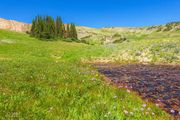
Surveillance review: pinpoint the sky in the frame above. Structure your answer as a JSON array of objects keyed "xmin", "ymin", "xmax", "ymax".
[{"xmin": 0, "ymin": 0, "xmax": 180, "ymax": 28}]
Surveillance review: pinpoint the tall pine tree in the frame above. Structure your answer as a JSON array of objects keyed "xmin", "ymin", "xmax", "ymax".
[
  {"xmin": 44, "ymin": 16, "xmax": 56, "ymax": 39},
  {"xmin": 70, "ymin": 23, "xmax": 77, "ymax": 40},
  {"xmin": 56, "ymin": 16, "xmax": 63, "ymax": 38},
  {"xmin": 66, "ymin": 24, "xmax": 70, "ymax": 38},
  {"xmin": 30, "ymin": 19, "xmax": 36, "ymax": 36},
  {"xmin": 30, "ymin": 15, "xmax": 78, "ymax": 40}
]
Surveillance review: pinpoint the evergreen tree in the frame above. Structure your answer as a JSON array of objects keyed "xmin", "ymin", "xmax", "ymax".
[
  {"xmin": 30, "ymin": 19, "xmax": 36, "ymax": 36},
  {"xmin": 62, "ymin": 24, "xmax": 66, "ymax": 38},
  {"xmin": 56, "ymin": 16, "xmax": 63, "ymax": 38},
  {"xmin": 66, "ymin": 24, "xmax": 70, "ymax": 38},
  {"xmin": 70, "ymin": 23, "xmax": 77, "ymax": 39},
  {"xmin": 30, "ymin": 16, "xmax": 45, "ymax": 38},
  {"xmin": 44, "ymin": 16, "xmax": 56, "ymax": 39},
  {"xmin": 30, "ymin": 15, "xmax": 77, "ymax": 40},
  {"xmin": 32, "ymin": 16, "xmax": 40, "ymax": 38},
  {"xmin": 73, "ymin": 24, "xmax": 78, "ymax": 39},
  {"xmin": 38, "ymin": 16, "xmax": 45, "ymax": 38}
]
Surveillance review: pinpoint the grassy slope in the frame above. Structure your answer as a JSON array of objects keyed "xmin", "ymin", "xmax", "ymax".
[
  {"xmin": 86, "ymin": 31, "xmax": 180, "ymax": 64},
  {"xmin": 0, "ymin": 30, "xmax": 173, "ymax": 119}
]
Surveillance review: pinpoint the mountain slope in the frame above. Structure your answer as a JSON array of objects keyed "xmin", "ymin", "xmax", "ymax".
[
  {"xmin": 0, "ymin": 18, "xmax": 180, "ymax": 44},
  {"xmin": 0, "ymin": 18, "xmax": 30, "ymax": 32}
]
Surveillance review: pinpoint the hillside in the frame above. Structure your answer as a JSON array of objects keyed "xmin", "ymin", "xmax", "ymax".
[
  {"xmin": 77, "ymin": 22, "xmax": 180, "ymax": 44},
  {"xmin": 0, "ymin": 19, "xmax": 179, "ymax": 119},
  {"xmin": 0, "ymin": 30, "xmax": 174, "ymax": 119},
  {"xmin": 0, "ymin": 18, "xmax": 30, "ymax": 32},
  {"xmin": 1, "ymin": 18, "xmax": 180, "ymax": 44}
]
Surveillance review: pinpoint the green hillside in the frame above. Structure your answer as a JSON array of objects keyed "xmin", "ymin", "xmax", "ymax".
[
  {"xmin": 77, "ymin": 22, "xmax": 180, "ymax": 46},
  {"xmin": 0, "ymin": 29, "xmax": 177, "ymax": 119}
]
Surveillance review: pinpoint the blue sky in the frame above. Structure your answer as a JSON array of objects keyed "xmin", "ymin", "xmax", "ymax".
[{"xmin": 0, "ymin": 0, "xmax": 180, "ymax": 28}]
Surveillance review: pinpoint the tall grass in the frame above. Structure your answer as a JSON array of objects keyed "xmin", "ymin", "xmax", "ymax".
[{"xmin": 0, "ymin": 30, "xmax": 173, "ymax": 119}]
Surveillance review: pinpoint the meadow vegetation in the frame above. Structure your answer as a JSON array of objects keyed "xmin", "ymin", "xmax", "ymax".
[{"xmin": 0, "ymin": 29, "xmax": 178, "ymax": 119}]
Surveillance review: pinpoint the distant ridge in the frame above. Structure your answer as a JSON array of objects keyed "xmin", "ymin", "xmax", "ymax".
[
  {"xmin": 0, "ymin": 18, "xmax": 31, "ymax": 32},
  {"xmin": 0, "ymin": 18, "xmax": 180, "ymax": 44}
]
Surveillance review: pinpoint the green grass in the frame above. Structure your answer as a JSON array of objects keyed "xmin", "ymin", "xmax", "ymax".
[
  {"xmin": 89, "ymin": 31, "xmax": 180, "ymax": 64},
  {"xmin": 0, "ymin": 30, "xmax": 173, "ymax": 119}
]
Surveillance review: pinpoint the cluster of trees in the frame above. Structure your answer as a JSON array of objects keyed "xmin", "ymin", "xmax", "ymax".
[{"xmin": 30, "ymin": 16, "xmax": 78, "ymax": 40}]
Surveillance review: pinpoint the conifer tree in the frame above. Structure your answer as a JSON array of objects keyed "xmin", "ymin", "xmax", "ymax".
[
  {"xmin": 56, "ymin": 16, "xmax": 63, "ymax": 38},
  {"xmin": 44, "ymin": 16, "xmax": 56, "ymax": 39},
  {"xmin": 38, "ymin": 16, "xmax": 45, "ymax": 38},
  {"xmin": 73, "ymin": 24, "xmax": 78, "ymax": 39},
  {"xmin": 70, "ymin": 23, "xmax": 77, "ymax": 39},
  {"xmin": 66, "ymin": 24, "xmax": 70, "ymax": 38},
  {"xmin": 62, "ymin": 24, "xmax": 66, "ymax": 38},
  {"xmin": 30, "ymin": 15, "xmax": 78, "ymax": 40},
  {"xmin": 33, "ymin": 16, "xmax": 40, "ymax": 38},
  {"xmin": 30, "ymin": 19, "xmax": 36, "ymax": 36}
]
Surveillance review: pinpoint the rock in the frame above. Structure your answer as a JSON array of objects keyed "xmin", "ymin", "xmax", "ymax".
[{"xmin": 0, "ymin": 18, "xmax": 31, "ymax": 32}]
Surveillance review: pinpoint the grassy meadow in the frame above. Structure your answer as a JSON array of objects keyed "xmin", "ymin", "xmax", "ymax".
[{"xmin": 0, "ymin": 29, "xmax": 178, "ymax": 119}]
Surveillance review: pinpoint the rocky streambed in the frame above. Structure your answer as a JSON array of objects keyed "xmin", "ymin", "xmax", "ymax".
[{"xmin": 95, "ymin": 64, "xmax": 180, "ymax": 117}]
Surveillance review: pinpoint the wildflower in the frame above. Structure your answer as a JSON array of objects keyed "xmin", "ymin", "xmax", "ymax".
[
  {"xmin": 113, "ymin": 95, "xmax": 118, "ymax": 99},
  {"xmin": 107, "ymin": 112, "xmax": 111, "ymax": 115},
  {"xmin": 145, "ymin": 112, "xmax": 149, "ymax": 115},
  {"xmin": 127, "ymin": 89, "xmax": 130, "ymax": 93},
  {"xmin": 147, "ymin": 108, "xmax": 151, "ymax": 111},
  {"xmin": 155, "ymin": 104, "xmax": 159, "ymax": 107},
  {"xmin": 124, "ymin": 110, "xmax": 128, "ymax": 114},
  {"xmin": 170, "ymin": 109, "xmax": 175, "ymax": 114},
  {"xmin": 140, "ymin": 108, "xmax": 144, "ymax": 111},
  {"xmin": 142, "ymin": 104, "xmax": 147, "ymax": 108},
  {"xmin": 113, "ymin": 106, "xmax": 117, "ymax": 110},
  {"xmin": 130, "ymin": 112, "xmax": 134, "ymax": 116},
  {"xmin": 152, "ymin": 112, "xmax": 155, "ymax": 115},
  {"xmin": 48, "ymin": 107, "xmax": 53, "ymax": 112}
]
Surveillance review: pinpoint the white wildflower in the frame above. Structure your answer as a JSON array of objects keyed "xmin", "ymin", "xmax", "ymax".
[
  {"xmin": 140, "ymin": 108, "xmax": 144, "ymax": 111},
  {"xmin": 170, "ymin": 109, "xmax": 175, "ymax": 113},
  {"xmin": 130, "ymin": 112, "xmax": 134, "ymax": 116},
  {"xmin": 147, "ymin": 107, "xmax": 151, "ymax": 111},
  {"xmin": 113, "ymin": 95, "xmax": 118, "ymax": 99},
  {"xmin": 142, "ymin": 104, "xmax": 147, "ymax": 108},
  {"xmin": 127, "ymin": 89, "xmax": 130, "ymax": 93},
  {"xmin": 124, "ymin": 110, "xmax": 128, "ymax": 114},
  {"xmin": 155, "ymin": 104, "xmax": 159, "ymax": 107}
]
